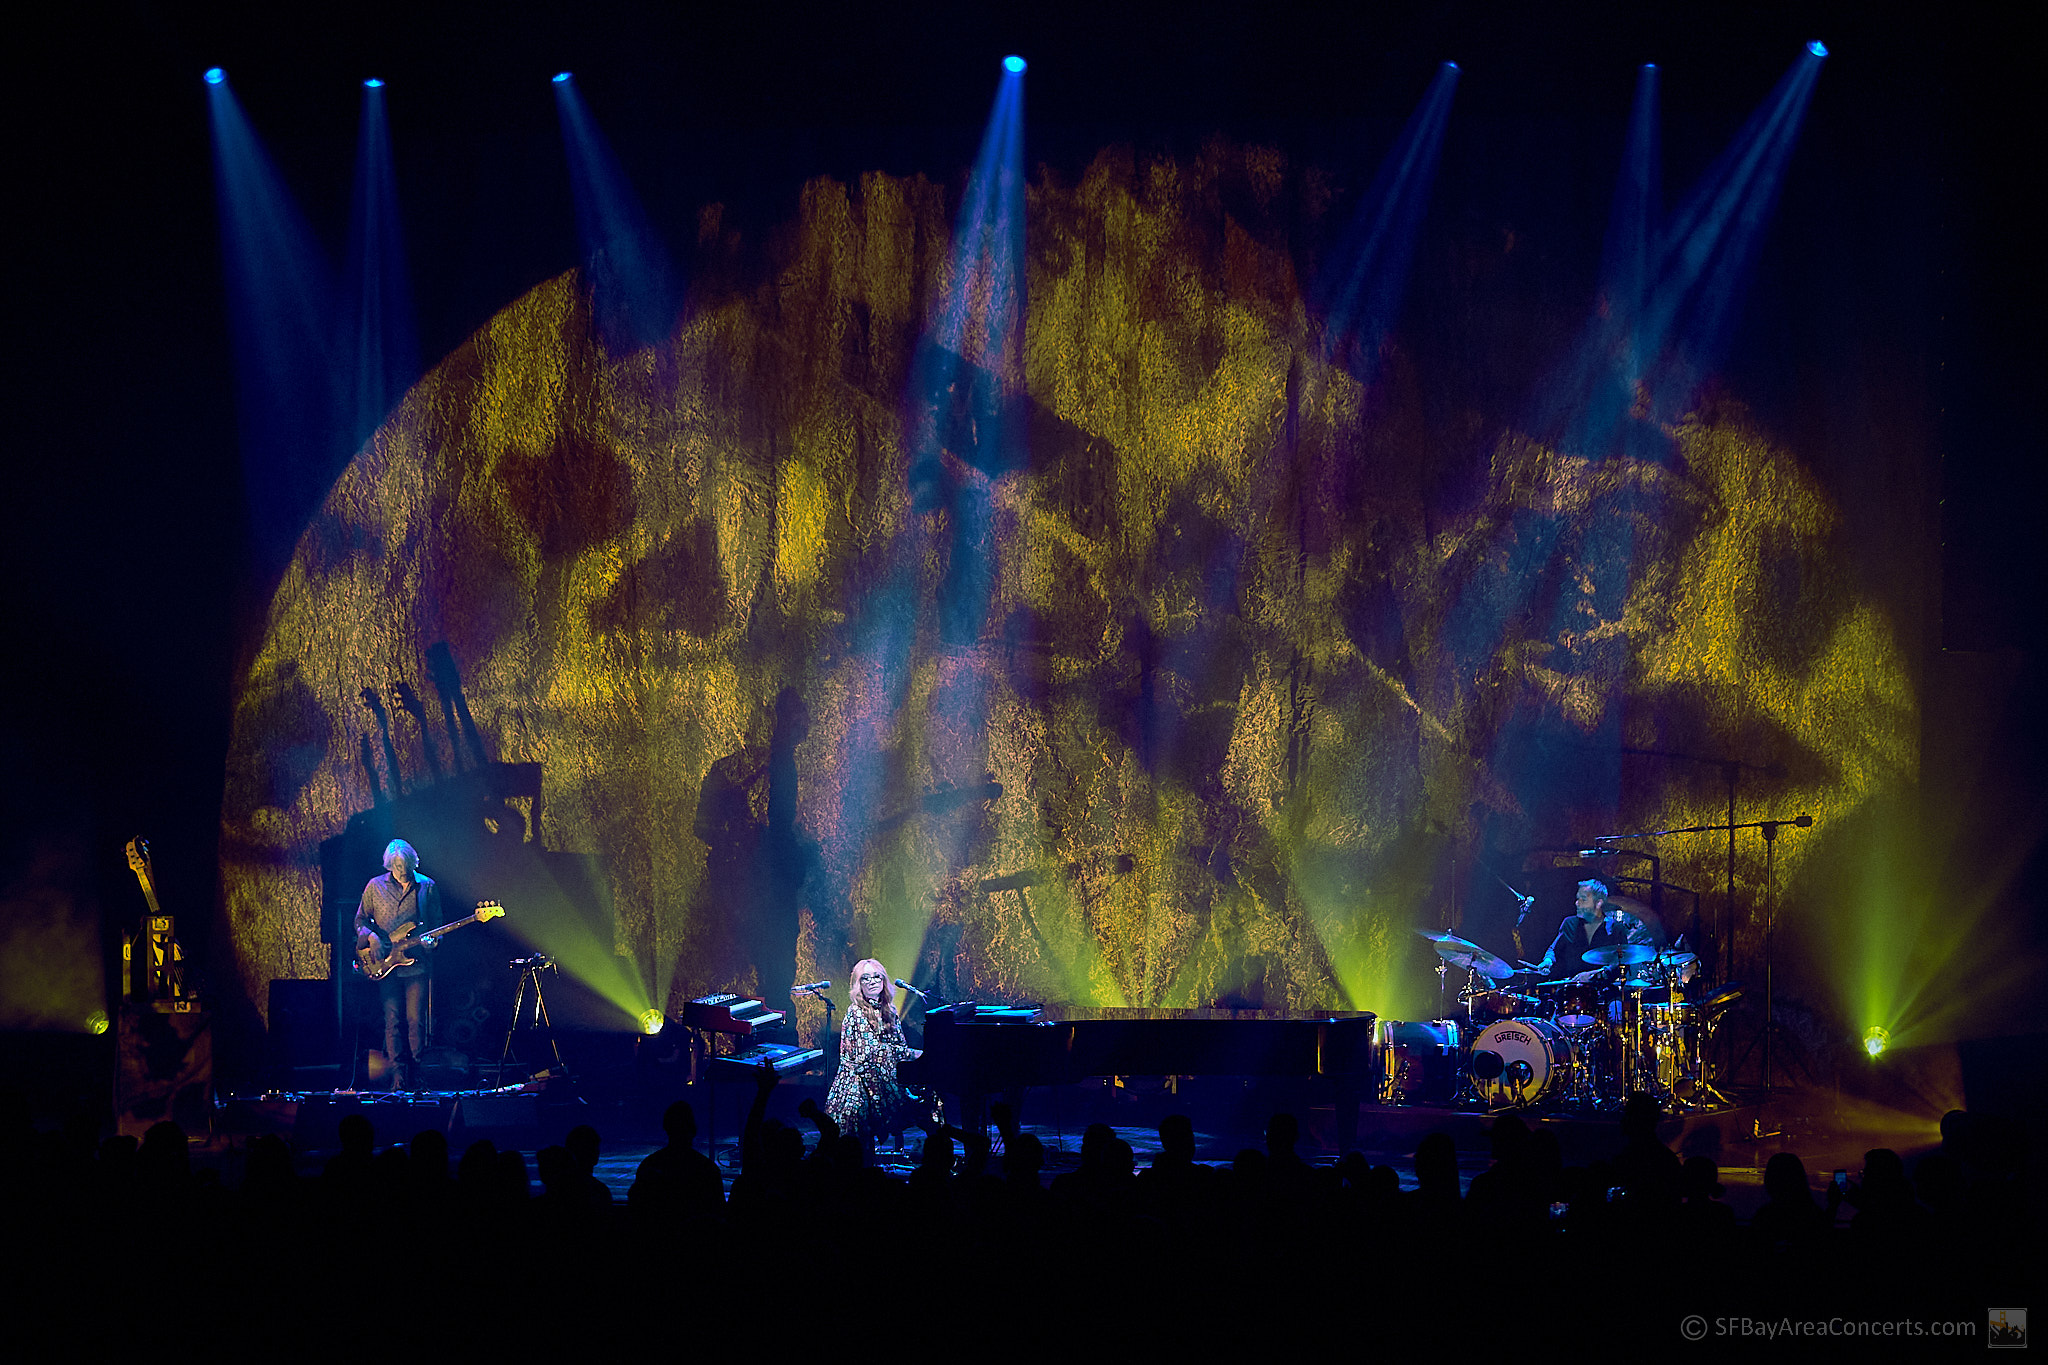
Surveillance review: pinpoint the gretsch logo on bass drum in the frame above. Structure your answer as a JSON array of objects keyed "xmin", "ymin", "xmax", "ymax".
[{"xmin": 1497, "ymin": 1029, "xmax": 1532, "ymax": 1045}]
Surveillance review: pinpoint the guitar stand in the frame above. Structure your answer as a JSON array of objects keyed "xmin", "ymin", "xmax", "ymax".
[{"xmin": 499, "ymin": 954, "xmax": 565, "ymax": 1080}]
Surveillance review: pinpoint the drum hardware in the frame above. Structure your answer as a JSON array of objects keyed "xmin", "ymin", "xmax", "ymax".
[{"xmin": 1592, "ymin": 812, "xmax": 1815, "ymax": 1099}]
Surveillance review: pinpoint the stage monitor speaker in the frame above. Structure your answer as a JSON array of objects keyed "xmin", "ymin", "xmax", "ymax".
[{"xmin": 268, "ymin": 978, "xmax": 340, "ymax": 1076}]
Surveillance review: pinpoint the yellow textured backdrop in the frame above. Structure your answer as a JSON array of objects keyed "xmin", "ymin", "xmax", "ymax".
[{"xmin": 220, "ymin": 144, "xmax": 1914, "ymax": 1040}]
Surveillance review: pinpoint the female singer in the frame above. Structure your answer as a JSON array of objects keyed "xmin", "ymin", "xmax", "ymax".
[{"xmin": 824, "ymin": 958, "xmax": 922, "ymax": 1144}]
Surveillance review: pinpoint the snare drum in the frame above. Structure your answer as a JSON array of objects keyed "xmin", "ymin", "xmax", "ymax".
[
  {"xmin": 1377, "ymin": 1019, "xmax": 1463, "ymax": 1105},
  {"xmin": 1468, "ymin": 1018, "xmax": 1571, "ymax": 1108}
]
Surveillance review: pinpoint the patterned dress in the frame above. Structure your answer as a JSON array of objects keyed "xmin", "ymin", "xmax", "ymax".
[{"xmin": 824, "ymin": 1006, "xmax": 915, "ymax": 1140}]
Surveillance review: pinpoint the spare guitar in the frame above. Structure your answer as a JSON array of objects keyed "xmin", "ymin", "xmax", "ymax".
[
  {"xmin": 356, "ymin": 901, "xmax": 506, "ymax": 981},
  {"xmin": 125, "ymin": 836, "xmax": 188, "ymax": 1000}
]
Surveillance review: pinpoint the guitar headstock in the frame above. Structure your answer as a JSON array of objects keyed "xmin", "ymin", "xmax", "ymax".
[
  {"xmin": 475, "ymin": 900, "xmax": 506, "ymax": 921},
  {"xmin": 125, "ymin": 837, "xmax": 164, "ymax": 916}
]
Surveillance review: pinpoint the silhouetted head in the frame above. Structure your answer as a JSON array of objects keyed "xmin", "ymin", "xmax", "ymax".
[
  {"xmin": 496, "ymin": 1147, "xmax": 530, "ymax": 1200},
  {"xmin": 920, "ymin": 1132, "xmax": 955, "ymax": 1172},
  {"xmin": 1862, "ymin": 1148, "xmax": 1909, "ymax": 1200},
  {"xmin": 1158, "ymin": 1114, "xmax": 1195, "ymax": 1162},
  {"xmin": 138, "ymin": 1121, "xmax": 190, "ymax": 1187},
  {"xmin": 1079, "ymin": 1122, "xmax": 1116, "ymax": 1171},
  {"xmin": 337, "ymin": 1113, "xmax": 375, "ymax": 1155},
  {"xmin": 1266, "ymin": 1112, "xmax": 1300, "ymax": 1157},
  {"xmin": 663, "ymin": 1099, "xmax": 699, "ymax": 1146},
  {"xmin": 1620, "ymin": 1092, "xmax": 1663, "ymax": 1138},
  {"xmin": 1414, "ymin": 1131, "xmax": 1459, "ymax": 1195},
  {"xmin": 1762, "ymin": 1151, "xmax": 1813, "ymax": 1205},
  {"xmin": 1004, "ymin": 1132, "xmax": 1044, "ymax": 1182},
  {"xmin": 409, "ymin": 1129, "xmax": 449, "ymax": 1179},
  {"xmin": 1488, "ymin": 1113, "xmax": 1531, "ymax": 1161},
  {"xmin": 566, "ymin": 1123, "xmax": 601, "ymax": 1172},
  {"xmin": 1679, "ymin": 1156, "xmax": 1723, "ymax": 1200}
]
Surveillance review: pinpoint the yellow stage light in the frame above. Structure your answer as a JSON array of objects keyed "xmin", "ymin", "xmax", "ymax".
[
  {"xmin": 639, "ymin": 1008, "xmax": 665, "ymax": 1036},
  {"xmin": 1863, "ymin": 1025, "xmax": 1890, "ymax": 1059}
]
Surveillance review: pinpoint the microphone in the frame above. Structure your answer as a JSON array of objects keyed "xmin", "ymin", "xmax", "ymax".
[
  {"xmin": 893, "ymin": 978, "xmax": 929, "ymax": 1000},
  {"xmin": 791, "ymin": 980, "xmax": 832, "ymax": 994},
  {"xmin": 1578, "ymin": 847, "xmax": 1619, "ymax": 858},
  {"xmin": 1794, "ymin": 815, "xmax": 1813, "ymax": 828}
]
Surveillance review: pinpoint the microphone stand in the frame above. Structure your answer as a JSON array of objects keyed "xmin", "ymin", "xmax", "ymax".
[{"xmin": 792, "ymin": 981, "xmax": 835, "ymax": 1062}]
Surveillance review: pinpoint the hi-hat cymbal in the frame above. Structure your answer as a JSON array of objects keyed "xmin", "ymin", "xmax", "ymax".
[
  {"xmin": 1582, "ymin": 942, "xmax": 1658, "ymax": 966},
  {"xmin": 1415, "ymin": 928, "xmax": 1515, "ymax": 980},
  {"xmin": 1658, "ymin": 949, "xmax": 1698, "ymax": 967}
]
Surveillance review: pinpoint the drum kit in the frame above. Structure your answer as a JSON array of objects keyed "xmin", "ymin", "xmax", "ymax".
[{"xmin": 1377, "ymin": 926, "xmax": 1744, "ymax": 1112}]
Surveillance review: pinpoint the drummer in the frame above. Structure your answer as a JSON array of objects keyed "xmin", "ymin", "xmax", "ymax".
[{"xmin": 1531, "ymin": 877, "xmax": 1667, "ymax": 979}]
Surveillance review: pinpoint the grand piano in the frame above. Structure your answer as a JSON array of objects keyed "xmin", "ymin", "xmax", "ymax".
[{"xmin": 917, "ymin": 1003, "xmax": 1378, "ymax": 1149}]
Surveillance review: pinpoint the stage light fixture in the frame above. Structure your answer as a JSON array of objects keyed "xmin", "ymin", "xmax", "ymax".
[
  {"xmin": 553, "ymin": 71, "xmax": 573, "ymax": 84},
  {"xmin": 1863, "ymin": 1025, "xmax": 1889, "ymax": 1059},
  {"xmin": 1807, "ymin": 41, "xmax": 1828, "ymax": 57},
  {"xmin": 1444, "ymin": 61, "xmax": 1460, "ymax": 71},
  {"xmin": 1003, "ymin": 54, "xmax": 1026, "ymax": 74},
  {"xmin": 204, "ymin": 68, "xmax": 225, "ymax": 85},
  {"xmin": 638, "ymin": 1008, "xmax": 665, "ymax": 1036},
  {"xmin": 85, "ymin": 1010, "xmax": 109, "ymax": 1035},
  {"xmin": 364, "ymin": 78, "xmax": 384, "ymax": 89}
]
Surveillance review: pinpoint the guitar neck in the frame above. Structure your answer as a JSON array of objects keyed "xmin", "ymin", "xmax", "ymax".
[{"xmin": 411, "ymin": 906, "xmax": 501, "ymax": 940}]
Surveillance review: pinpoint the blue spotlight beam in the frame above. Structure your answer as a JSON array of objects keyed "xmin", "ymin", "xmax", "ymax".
[
  {"xmin": 208, "ymin": 75, "xmax": 346, "ymax": 569},
  {"xmin": 1313, "ymin": 63, "xmax": 1459, "ymax": 385},
  {"xmin": 346, "ymin": 80, "xmax": 419, "ymax": 447},
  {"xmin": 553, "ymin": 78, "xmax": 679, "ymax": 353},
  {"xmin": 823, "ymin": 60, "xmax": 1027, "ymax": 983},
  {"xmin": 1539, "ymin": 46, "xmax": 1827, "ymax": 457}
]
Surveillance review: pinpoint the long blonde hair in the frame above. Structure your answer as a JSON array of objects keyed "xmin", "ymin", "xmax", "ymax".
[{"xmin": 849, "ymin": 958, "xmax": 900, "ymax": 1033}]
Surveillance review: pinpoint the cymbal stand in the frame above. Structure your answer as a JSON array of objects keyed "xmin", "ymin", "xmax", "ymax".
[
  {"xmin": 499, "ymin": 952, "xmax": 564, "ymax": 1079},
  {"xmin": 1694, "ymin": 1006, "xmax": 1738, "ymax": 1108}
]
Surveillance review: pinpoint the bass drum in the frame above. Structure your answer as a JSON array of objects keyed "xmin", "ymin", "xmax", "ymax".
[
  {"xmin": 1376, "ymin": 1019, "xmax": 1462, "ymax": 1105},
  {"xmin": 1469, "ymin": 1018, "xmax": 1572, "ymax": 1108}
]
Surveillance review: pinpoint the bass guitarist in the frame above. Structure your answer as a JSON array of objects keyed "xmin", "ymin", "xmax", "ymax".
[{"xmin": 356, "ymin": 838, "xmax": 439, "ymax": 1090}]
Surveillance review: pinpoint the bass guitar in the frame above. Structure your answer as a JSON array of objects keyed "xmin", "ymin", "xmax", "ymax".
[{"xmin": 356, "ymin": 901, "xmax": 506, "ymax": 981}]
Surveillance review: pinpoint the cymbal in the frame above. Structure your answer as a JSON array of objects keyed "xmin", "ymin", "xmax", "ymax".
[
  {"xmin": 1658, "ymin": 949, "xmax": 1698, "ymax": 967},
  {"xmin": 1415, "ymin": 929, "xmax": 1514, "ymax": 980},
  {"xmin": 1703, "ymin": 981, "xmax": 1746, "ymax": 1012},
  {"xmin": 1582, "ymin": 942, "xmax": 1658, "ymax": 966},
  {"xmin": 1604, "ymin": 893, "xmax": 1656, "ymax": 918}
]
